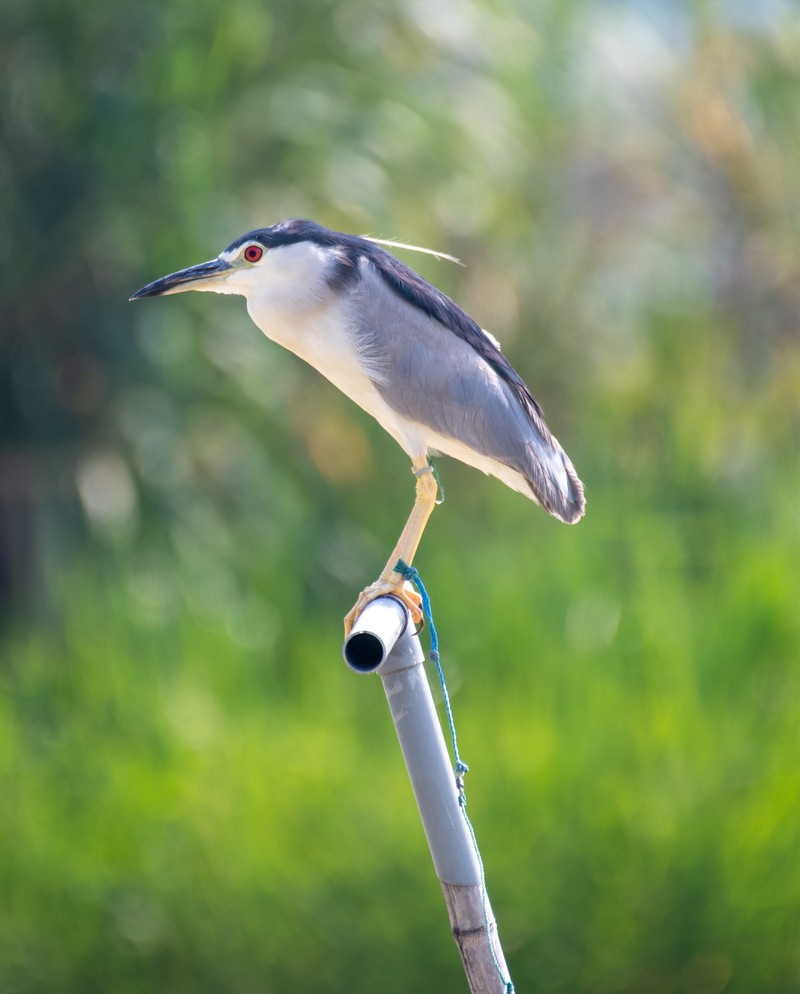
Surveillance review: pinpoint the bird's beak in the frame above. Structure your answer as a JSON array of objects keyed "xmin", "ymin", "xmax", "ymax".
[{"xmin": 130, "ymin": 258, "xmax": 233, "ymax": 300}]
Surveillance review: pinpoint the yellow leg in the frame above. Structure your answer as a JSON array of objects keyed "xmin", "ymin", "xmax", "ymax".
[{"xmin": 344, "ymin": 458, "xmax": 439, "ymax": 636}]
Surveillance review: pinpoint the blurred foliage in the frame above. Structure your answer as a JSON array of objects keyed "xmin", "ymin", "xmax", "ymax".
[{"xmin": 1, "ymin": 0, "xmax": 798, "ymax": 992}]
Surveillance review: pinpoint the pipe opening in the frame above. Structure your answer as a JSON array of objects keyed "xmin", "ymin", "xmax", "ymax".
[{"xmin": 344, "ymin": 631, "xmax": 386, "ymax": 673}]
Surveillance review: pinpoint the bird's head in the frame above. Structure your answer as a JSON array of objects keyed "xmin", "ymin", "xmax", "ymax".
[
  {"xmin": 129, "ymin": 220, "xmax": 355, "ymax": 306},
  {"xmin": 130, "ymin": 232, "xmax": 278, "ymax": 302}
]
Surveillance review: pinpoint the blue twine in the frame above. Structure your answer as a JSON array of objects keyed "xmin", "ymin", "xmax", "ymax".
[{"xmin": 394, "ymin": 559, "xmax": 515, "ymax": 994}]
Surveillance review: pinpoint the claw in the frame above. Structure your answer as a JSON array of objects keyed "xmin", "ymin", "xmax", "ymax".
[{"xmin": 344, "ymin": 578, "xmax": 423, "ymax": 637}]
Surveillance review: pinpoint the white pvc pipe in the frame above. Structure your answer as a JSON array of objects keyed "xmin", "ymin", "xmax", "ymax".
[
  {"xmin": 343, "ymin": 598, "xmax": 512, "ymax": 992},
  {"xmin": 343, "ymin": 596, "xmax": 408, "ymax": 672}
]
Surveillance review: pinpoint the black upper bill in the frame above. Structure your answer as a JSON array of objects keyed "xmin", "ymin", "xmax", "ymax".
[{"xmin": 129, "ymin": 258, "xmax": 232, "ymax": 300}]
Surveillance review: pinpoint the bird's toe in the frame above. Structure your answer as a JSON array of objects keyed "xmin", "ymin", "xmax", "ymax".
[{"xmin": 343, "ymin": 578, "xmax": 423, "ymax": 637}]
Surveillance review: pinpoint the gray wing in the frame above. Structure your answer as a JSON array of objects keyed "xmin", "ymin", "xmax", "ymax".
[{"xmin": 352, "ymin": 262, "xmax": 585, "ymax": 524}]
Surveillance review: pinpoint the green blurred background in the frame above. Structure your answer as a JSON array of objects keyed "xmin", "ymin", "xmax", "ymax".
[{"xmin": 1, "ymin": 1, "xmax": 798, "ymax": 991}]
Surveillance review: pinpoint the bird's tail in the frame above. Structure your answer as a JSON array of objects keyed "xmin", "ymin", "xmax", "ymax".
[{"xmin": 523, "ymin": 434, "xmax": 585, "ymax": 524}]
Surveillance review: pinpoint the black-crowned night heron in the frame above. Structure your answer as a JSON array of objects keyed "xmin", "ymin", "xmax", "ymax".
[{"xmin": 131, "ymin": 219, "xmax": 585, "ymax": 632}]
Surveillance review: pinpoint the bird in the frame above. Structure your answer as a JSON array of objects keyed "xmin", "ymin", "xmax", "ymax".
[{"xmin": 131, "ymin": 219, "xmax": 585, "ymax": 633}]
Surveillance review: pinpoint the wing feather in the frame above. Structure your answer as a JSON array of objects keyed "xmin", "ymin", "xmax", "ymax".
[{"xmin": 353, "ymin": 261, "xmax": 585, "ymax": 524}]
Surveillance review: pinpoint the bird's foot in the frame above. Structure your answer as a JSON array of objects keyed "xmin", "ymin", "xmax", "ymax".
[{"xmin": 343, "ymin": 577, "xmax": 423, "ymax": 637}]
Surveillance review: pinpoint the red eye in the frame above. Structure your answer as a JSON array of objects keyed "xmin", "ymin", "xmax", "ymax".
[{"xmin": 244, "ymin": 244, "xmax": 263, "ymax": 263}]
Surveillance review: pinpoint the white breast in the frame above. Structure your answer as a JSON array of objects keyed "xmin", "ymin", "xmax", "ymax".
[{"xmin": 243, "ymin": 244, "xmax": 429, "ymax": 461}]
